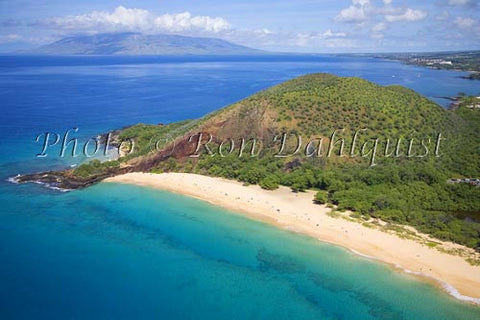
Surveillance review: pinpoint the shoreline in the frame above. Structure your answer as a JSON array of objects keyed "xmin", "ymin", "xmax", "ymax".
[{"xmin": 104, "ymin": 172, "xmax": 480, "ymax": 304}]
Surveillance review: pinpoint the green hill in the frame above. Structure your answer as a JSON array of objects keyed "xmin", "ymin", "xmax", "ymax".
[{"xmin": 19, "ymin": 73, "xmax": 480, "ymax": 250}]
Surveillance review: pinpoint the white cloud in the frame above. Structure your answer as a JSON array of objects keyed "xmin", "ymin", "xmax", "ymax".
[
  {"xmin": 352, "ymin": 0, "xmax": 370, "ymax": 6},
  {"xmin": 45, "ymin": 7, "xmax": 151, "ymax": 31},
  {"xmin": 448, "ymin": 0, "xmax": 472, "ymax": 5},
  {"xmin": 454, "ymin": 17, "xmax": 477, "ymax": 29},
  {"xmin": 371, "ymin": 22, "xmax": 387, "ymax": 39},
  {"xmin": 294, "ymin": 30, "xmax": 347, "ymax": 43},
  {"xmin": 322, "ymin": 29, "xmax": 347, "ymax": 38},
  {"xmin": 335, "ymin": 0, "xmax": 373, "ymax": 24},
  {"xmin": 291, "ymin": 32, "xmax": 354, "ymax": 49},
  {"xmin": 253, "ymin": 28, "xmax": 274, "ymax": 36},
  {"xmin": 324, "ymin": 38, "xmax": 356, "ymax": 49},
  {"xmin": 6, "ymin": 34, "xmax": 21, "ymax": 40},
  {"xmin": 336, "ymin": 1, "xmax": 426, "ymax": 26},
  {"xmin": 0, "ymin": 34, "xmax": 22, "ymax": 43},
  {"xmin": 153, "ymin": 12, "xmax": 230, "ymax": 33},
  {"xmin": 385, "ymin": 8, "xmax": 427, "ymax": 22},
  {"xmin": 42, "ymin": 6, "xmax": 230, "ymax": 35},
  {"xmin": 372, "ymin": 22, "xmax": 387, "ymax": 33},
  {"xmin": 370, "ymin": 33, "xmax": 384, "ymax": 40},
  {"xmin": 335, "ymin": 5, "xmax": 368, "ymax": 23}
]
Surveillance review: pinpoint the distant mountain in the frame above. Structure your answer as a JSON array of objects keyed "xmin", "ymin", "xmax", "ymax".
[{"xmin": 25, "ymin": 33, "xmax": 265, "ymax": 55}]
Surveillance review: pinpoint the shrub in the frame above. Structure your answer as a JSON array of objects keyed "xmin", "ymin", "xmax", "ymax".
[
  {"xmin": 259, "ymin": 175, "xmax": 280, "ymax": 190},
  {"xmin": 314, "ymin": 190, "xmax": 328, "ymax": 204}
]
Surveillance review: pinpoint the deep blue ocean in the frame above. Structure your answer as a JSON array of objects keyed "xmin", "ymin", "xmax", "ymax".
[{"xmin": 1, "ymin": 55, "xmax": 480, "ymax": 319}]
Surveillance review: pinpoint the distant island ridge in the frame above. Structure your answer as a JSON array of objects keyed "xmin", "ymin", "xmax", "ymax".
[
  {"xmin": 17, "ymin": 33, "xmax": 480, "ymax": 79},
  {"xmin": 21, "ymin": 32, "xmax": 266, "ymax": 56}
]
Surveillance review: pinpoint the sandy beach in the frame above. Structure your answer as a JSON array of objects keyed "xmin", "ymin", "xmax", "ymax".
[{"xmin": 104, "ymin": 172, "xmax": 480, "ymax": 303}]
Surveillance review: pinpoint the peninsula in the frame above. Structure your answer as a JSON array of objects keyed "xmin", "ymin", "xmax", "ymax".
[{"xmin": 14, "ymin": 73, "xmax": 480, "ymax": 301}]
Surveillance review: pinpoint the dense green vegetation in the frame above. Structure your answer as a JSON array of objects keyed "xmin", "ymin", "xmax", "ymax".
[
  {"xmin": 191, "ymin": 153, "xmax": 480, "ymax": 249},
  {"xmin": 72, "ymin": 120, "xmax": 196, "ymax": 177},
  {"xmin": 314, "ymin": 190, "xmax": 328, "ymax": 204},
  {"xmin": 116, "ymin": 120, "xmax": 196, "ymax": 160},
  {"xmin": 260, "ymin": 74, "xmax": 448, "ymax": 138},
  {"xmin": 72, "ymin": 73, "xmax": 480, "ymax": 251},
  {"xmin": 74, "ymin": 159, "xmax": 120, "ymax": 178}
]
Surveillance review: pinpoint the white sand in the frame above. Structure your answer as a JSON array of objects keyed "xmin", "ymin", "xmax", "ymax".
[{"xmin": 104, "ymin": 172, "xmax": 480, "ymax": 302}]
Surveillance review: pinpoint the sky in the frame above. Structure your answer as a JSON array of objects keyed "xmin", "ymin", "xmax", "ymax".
[{"xmin": 0, "ymin": 0, "xmax": 479, "ymax": 53}]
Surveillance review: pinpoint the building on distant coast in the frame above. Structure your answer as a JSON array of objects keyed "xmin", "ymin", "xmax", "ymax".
[
  {"xmin": 447, "ymin": 178, "xmax": 480, "ymax": 186},
  {"xmin": 411, "ymin": 58, "xmax": 453, "ymax": 66}
]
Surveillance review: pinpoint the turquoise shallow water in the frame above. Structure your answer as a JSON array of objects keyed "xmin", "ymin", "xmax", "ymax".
[
  {"xmin": 2, "ymin": 182, "xmax": 480, "ymax": 319},
  {"xmin": 1, "ymin": 55, "xmax": 480, "ymax": 318}
]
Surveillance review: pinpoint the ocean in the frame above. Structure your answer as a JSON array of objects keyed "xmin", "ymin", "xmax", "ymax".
[{"xmin": 1, "ymin": 55, "xmax": 479, "ymax": 319}]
